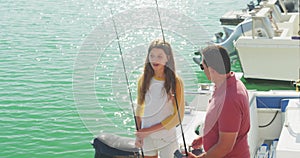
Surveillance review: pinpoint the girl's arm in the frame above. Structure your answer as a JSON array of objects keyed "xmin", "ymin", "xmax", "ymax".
[{"xmin": 161, "ymin": 76, "xmax": 185, "ymax": 130}]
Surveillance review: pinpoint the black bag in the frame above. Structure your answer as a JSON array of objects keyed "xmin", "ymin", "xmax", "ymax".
[{"xmin": 91, "ymin": 133, "xmax": 140, "ymax": 158}]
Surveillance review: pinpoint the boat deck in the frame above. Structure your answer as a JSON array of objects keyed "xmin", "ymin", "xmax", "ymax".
[{"xmin": 177, "ymin": 110, "xmax": 206, "ymax": 147}]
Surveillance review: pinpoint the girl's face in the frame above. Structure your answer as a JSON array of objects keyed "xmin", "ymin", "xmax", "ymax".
[{"xmin": 148, "ymin": 48, "xmax": 168, "ymax": 72}]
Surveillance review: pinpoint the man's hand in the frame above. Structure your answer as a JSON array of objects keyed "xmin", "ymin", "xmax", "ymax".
[
  {"xmin": 187, "ymin": 152, "xmax": 199, "ymax": 158},
  {"xmin": 191, "ymin": 136, "xmax": 203, "ymax": 149}
]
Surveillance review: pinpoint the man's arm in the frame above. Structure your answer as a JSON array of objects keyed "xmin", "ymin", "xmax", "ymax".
[{"xmin": 201, "ymin": 132, "xmax": 238, "ymax": 158}]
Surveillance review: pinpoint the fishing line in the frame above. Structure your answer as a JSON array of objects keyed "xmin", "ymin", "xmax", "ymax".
[
  {"xmin": 110, "ymin": 9, "xmax": 144, "ymax": 158},
  {"xmin": 154, "ymin": 0, "xmax": 189, "ymax": 156},
  {"xmin": 155, "ymin": 0, "xmax": 166, "ymax": 43}
]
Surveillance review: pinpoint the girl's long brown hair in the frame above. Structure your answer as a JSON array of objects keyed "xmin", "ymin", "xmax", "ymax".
[{"xmin": 138, "ymin": 39, "xmax": 176, "ymax": 105}]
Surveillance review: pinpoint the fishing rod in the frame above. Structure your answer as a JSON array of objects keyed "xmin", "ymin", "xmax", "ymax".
[
  {"xmin": 110, "ymin": 9, "xmax": 145, "ymax": 158},
  {"xmin": 154, "ymin": 0, "xmax": 166, "ymax": 44},
  {"xmin": 154, "ymin": 0, "xmax": 189, "ymax": 157}
]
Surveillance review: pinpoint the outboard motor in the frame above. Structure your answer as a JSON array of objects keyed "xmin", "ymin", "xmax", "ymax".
[{"xmin": 92, "ymin": 133, "xmax": 140, "ymax": 158}]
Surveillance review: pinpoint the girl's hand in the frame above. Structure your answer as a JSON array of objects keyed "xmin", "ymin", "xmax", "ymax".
[
  {"xmin": 135, "ymin": 137, "xmax": 143, "ymax": 148},
  {"xmin": 135, "ymin": 128, "xmax": 151, "ymax": 139}
]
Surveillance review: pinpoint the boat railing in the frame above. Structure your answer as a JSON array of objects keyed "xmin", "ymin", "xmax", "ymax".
[{"xmin": 184, "ymin": 83, "xmax": 214, "ymax": 112}]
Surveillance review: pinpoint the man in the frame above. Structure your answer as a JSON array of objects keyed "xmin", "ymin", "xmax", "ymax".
[{"xmin": 188, "ymin": 45, "xmax": 250, "ymax": 158}]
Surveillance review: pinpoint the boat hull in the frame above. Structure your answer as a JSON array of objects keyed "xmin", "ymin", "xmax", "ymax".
[{"xmin": 236, "ymin": 37, "xmax": 300, "ymax": 81}]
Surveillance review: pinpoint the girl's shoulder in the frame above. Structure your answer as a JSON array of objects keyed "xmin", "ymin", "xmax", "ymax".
[
  {"xmin": 175, "ymin": 75, "xmax": 184, "ymax": 87},
  {"xmin": 175, "ymin": 74, "xmax": 183, "ymax": 82},
  {"xmin": 137, "ymin": 74, "xmax": 145, "ymax": 82}
]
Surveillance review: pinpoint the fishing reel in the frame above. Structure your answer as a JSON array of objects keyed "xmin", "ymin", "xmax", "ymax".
[
  {"xmin": 174, "ymin": 147, "xmax": 203, "ymax": 158},
  {"xmin": 174, "ymin": 150, "xmax": 186, "ymax": 158}
]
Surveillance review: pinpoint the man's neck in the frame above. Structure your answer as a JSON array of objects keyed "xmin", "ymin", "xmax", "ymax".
[{"xmin": 214, "ymin": 73, "xmax": 231, "ymax": 88}]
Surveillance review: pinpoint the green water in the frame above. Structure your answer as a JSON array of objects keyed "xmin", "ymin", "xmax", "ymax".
[{"xmin": 0, "ymin": 0, "xmax": 294, "ymax": 158}]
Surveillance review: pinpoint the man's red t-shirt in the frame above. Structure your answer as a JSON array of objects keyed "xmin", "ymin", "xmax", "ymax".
[{"xmin": 203, "ymin": 72, "xmax": 250, "ymax": 158}]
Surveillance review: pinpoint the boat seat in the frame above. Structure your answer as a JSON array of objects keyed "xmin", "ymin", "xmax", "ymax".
[{"xmin": 256, "ymin": 96, "xmax": 299, "ymax": 109}]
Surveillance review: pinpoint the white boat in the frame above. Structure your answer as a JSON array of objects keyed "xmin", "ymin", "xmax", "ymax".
[
  {"xmin": 220, "ymin": 0, "xmax": 299, "ymax": 25},
  {"xmin": 213, "ymin": 0, "xmax": 299, "ymax": 56},
  {"xmin": 91, "ymin": 83, "xmax": 300, "ymax": 158},
  {"xmin": 234, "ymin": 0, "xmax": 300, "ymax": 82}
]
